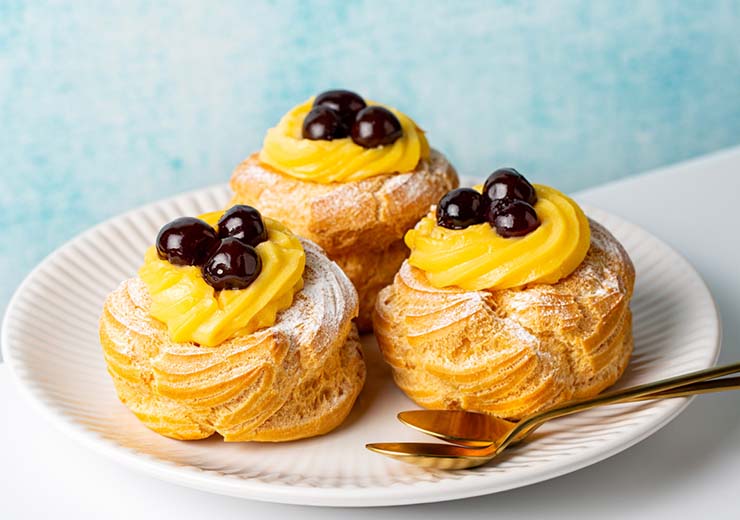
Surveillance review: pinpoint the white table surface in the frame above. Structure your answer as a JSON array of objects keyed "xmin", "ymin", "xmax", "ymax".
[{"xmin": 2, "ymin": 147, "xmax": 740, "ymax": 519}]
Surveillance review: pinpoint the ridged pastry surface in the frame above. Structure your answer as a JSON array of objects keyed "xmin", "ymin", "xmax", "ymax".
[
  {"xmin": 99, "ymin": 240, "xmax": 365, "ymax": 442},
  {"xmin": 374, "ymin": 219, "xmax": 635, "ymax": 419},
  {"xmin": 230, "ymin": 149, "xmax": 459, "ymax": 331}
]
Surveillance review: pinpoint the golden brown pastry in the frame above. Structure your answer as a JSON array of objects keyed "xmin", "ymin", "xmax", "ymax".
[
  {"xmin": 100, "ymin": 208, "xmax": 364, "ymax": 441},
  {"xmin": 374, "ymin": 172, "xmax": 635, "ymax": 419},
  {"xmin": 230, "ymin": 90, "xmax": 458, "ymax": 331}
]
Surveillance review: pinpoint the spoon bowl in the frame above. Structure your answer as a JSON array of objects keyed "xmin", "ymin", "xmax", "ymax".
[
  {"xmin": 365, "ymin": 442, "xmax": 496, "ymax": 470},
  {"xmin": 397, "ymin": 410, "xmax": 516, "ymax": 448}
]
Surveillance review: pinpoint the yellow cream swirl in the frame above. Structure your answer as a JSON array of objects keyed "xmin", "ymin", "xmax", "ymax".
[
  {"xmin": 405, "ymin": 184, "xmax": 591, "ymax": 291},
  {"xmin": 139, "ymin": 212, "xmax": 305, "ymax": 347},
  {"xmin": 258, "ymin": 98, "xmax": 430, "ymax": 183}
]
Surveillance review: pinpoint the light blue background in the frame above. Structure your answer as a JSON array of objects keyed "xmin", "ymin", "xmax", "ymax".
[{"xmin": 2, "ymin": 0, "xmax": 740, "ymax": 317}]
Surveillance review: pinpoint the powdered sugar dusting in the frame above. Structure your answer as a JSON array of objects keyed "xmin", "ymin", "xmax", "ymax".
[
  {"xmin": 99, "ymin": 236, "xmax": 361, "ymax": 440},
  {"xmin": 229, "ymin": 149, "xmax": 457, "ymax": 252},
  {"xmin": 503, "ymin": 219, "xmax": 630, "ymax": 317},
  {"xmin": 107, "ymin": 237, "xmax": 356, "ymax": 356},
  {"xmin": 375, "ymin": 217, "xmax": 635, "ymax": 418},
  {"xmin": 269, "ymin": 239, "xmax": 358, "ymax": 362}
]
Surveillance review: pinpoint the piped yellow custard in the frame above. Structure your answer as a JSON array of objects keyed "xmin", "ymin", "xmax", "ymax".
[
  {"xmin": 139, "ymin": 211, "xmax": 305, "ymax": 347},
  {"xmin": 405, "ymin": 184, "xmax": 590, "ymax": 290},
  {"xmin": 259, "ymin": 98, "xmax": 430, "ymax": 183}
]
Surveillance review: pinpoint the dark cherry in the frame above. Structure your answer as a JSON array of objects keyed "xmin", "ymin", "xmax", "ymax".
[
  {"xmin": 217, "ymin": 205, "xmax": 267, "ymax": 247},
  {"xmin": 351, "ymin": 106, "xmax": 403, "ymax": 148},
  {"xmin": 482, "ymin": 168, "xmax": 537, "ymax": 206},
  {"xmin": 436, "ymin": 188, "xmax": 485, "ymax": 230},
  {"xmin": 202, "ymin": 238, "xmax": 262, "ymax": 290},
  {"xmin": 313, "ymin": 89, "xmax": 366, "ymax": 128},
  {"xmin": 302, "ymin": 106, "xmax": 348, "ymax": 140},
  {"xmin": 486, "ymin": 199, "xmax": 541, "ymax": 238},
  {"xmin": 156, "ymin": 217, "xmax": 218, "ymax": 266}
]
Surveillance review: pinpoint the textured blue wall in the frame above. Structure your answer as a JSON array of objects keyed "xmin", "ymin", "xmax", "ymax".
[{"xmin": 2, "ymin": 0, "xmax": 740, "ymax": 315}]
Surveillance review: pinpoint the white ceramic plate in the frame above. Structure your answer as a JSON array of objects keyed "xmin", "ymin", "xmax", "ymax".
[{"xmin": 2, "ymin": 184, "xmax": 720, "ymax": 507}]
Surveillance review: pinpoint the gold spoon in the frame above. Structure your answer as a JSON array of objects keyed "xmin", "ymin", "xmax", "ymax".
[
  {"xmin": 367, "ymin": 362, "xmax": 740, "ymax": 469},
  {"xmin": 397, "ymin": 376, "xmax": 740, "ymax": 449}
]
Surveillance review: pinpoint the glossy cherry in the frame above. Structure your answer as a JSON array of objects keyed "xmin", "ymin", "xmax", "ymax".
[
  {"xmin": 436, "ymin": 188, "xmax": 485, "ymax": 230},
  {"xmin": 486, "ymin": 199, "xmax": 541, "ymax": 238},
  {"xmin": 302, "ymin": 106, "xmax": 347, "ymax": 140},
  {"xmin": 313, "ymin": 89, "xmax": 366, "ymax": 128},
  {"xmin": 217, "ymin": 205, "xmax": 267, "ymax": 247},
  {"xmin": 482, "ymin": 168, "xmax": 537, "ymax": 206},
  {"xmin": 351, "ymin": 106, "xmax": 403, "ymax": 148},
  {"xmin": 156, "ymin": 217, "xmax": 218, "ymax": 266},
  {"xmin": 202, "ymin": 238, "xmax": 262, "ymax": 290}
]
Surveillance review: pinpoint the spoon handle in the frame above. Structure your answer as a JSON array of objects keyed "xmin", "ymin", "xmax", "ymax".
[
  {"xmin": 507, "ymin": 361, "xmax": 740, "ymax": 448},
  {"xmin": 633, "ymin": 376, "xmax": 740, "ymax": 400}
]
